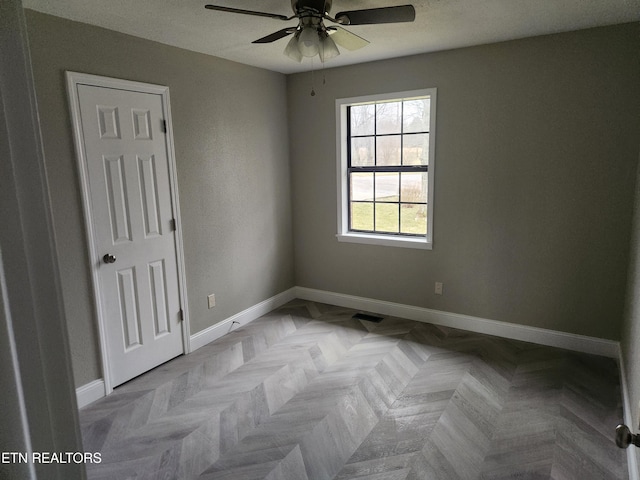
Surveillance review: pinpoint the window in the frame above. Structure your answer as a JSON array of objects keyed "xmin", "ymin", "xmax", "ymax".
[{"xmin": 336, "ymin": 89, "xmax": 436, "ymax": 249}]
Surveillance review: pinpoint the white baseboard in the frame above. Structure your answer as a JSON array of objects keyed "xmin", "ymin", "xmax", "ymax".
[
  {"xmin": 75, "ymin": 286, "xmax": 633, "ymax": 476},
  {"xmin": 75, "ymin": 288, "xmax": 297, "ymax": 407},
  {"xmin": 76, "ymin": 286, "xmax": 620, "ymax": 408},
  {"xmin": 618, "ymin": 347, "xmax": 640, "ymax": 480},
  {"xmin": 189, "ymin": 287, "xmax": 297, "ymax": 352},
  {"xmin": 78, "ymin": 284, "xmax": 634, "ymax": 479},
  {"xmin": 295, "ymin": 287, "xmax": 620, "ymax": 358},
  {"xmin": 76, "ymin": 379, "xmax": 105, "ymax": 409}
]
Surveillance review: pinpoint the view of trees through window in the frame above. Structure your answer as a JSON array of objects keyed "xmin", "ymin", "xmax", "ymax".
[{"xmin": 348, "ymin": 97, "xmax": 430, "ymax": 235}]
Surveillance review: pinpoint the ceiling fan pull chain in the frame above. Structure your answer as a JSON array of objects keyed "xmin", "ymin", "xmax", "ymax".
[
  {"xmin": 321, "ymin": 54, "xmax": 326, "ymax": 86},
  {"xmin": 310, "ymin": 58, "xmax": 316, "ymax": 96}
]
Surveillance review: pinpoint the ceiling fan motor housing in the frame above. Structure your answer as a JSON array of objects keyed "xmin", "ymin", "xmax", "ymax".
[{"xmin": 292, "ymin": 0, "xmax": 332, "ymax": 16}]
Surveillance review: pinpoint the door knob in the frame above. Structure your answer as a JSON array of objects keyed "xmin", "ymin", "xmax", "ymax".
[
  {"xmin": 616, "ymin": 424, "xmax": 640, "ymax": 448},
  {"xmin": 103, "ymin": 253, "xmax": 117, "ymax": 264}
]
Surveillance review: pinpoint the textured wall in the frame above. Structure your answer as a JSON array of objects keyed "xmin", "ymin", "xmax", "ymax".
[
  {"xmin": 25, "ymin": 10, "xmax": 294, "ymax": 387},
  {"xmin": 288, "ymin": 23, "xmax": 640, "ymax": 340}
]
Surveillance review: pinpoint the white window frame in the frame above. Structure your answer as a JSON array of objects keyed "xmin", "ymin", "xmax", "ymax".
[{"xmin": 336, "ymin": 88, "xmax": 437, "ymax": 250}]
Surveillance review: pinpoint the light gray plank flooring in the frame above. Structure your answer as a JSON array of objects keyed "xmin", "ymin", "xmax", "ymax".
[{"xmin": 80, "ymin": 300, "xmax": 628, "ymax": 479}]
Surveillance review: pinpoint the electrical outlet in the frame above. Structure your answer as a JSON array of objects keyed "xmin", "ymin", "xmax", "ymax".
[
  {"xmin": 435, "ymin": 282, "xmax": 443, "ymax": 295},
  {"xmin": 207, "ymin": 294, "xmax": 216, "ymax": 309}
]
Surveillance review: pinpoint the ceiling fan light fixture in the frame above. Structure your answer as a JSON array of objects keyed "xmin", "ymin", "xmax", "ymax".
[
  {"xmin": 319, "ymin": 34, "xmax": 340, "ymax": 62},
  {"xmin": 298, "ymin": 26, "xmax": 320, "ymax": 57},
  {"xmin": 284, "ymin": 33, "xmax": 303, "ymax": 62}
]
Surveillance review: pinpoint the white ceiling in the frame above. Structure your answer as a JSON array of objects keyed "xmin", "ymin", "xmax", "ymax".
[{"xmin": 23, "ymin": 0, "xmax": 640, "ymax": 74}]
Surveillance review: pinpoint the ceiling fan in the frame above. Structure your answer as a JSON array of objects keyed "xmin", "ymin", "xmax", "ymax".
[{"xmin": 204, "ymin": 1, "xmax": 416, "ymax": 63}]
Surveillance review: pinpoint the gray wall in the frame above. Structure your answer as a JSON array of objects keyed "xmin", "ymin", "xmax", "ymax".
[
  {"xmin": 288, "ymin": 23, "xmax": 640, "ymax": 340},
  {"xmin": 25, "ymin": 10, "xmax": 294, "ymax": 387},
  {"xmin": 622, "ymin": 151, "xmax": 640, "ymax": 469}
]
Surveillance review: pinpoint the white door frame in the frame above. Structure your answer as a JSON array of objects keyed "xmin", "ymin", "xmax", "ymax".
[{"xmin": 66, "ymin": 71, "xmax": 191, "ymax": 395}]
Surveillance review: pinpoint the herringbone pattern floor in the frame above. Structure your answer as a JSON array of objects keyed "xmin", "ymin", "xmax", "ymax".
[{"xmin": 80, "ymin": 300, "xmax": 628, "ymax": 479}]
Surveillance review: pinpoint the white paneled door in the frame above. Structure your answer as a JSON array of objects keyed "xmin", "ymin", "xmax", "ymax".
[{"xmin": 72, "ymin": 78, "xmax": 185, "ymax": 388}]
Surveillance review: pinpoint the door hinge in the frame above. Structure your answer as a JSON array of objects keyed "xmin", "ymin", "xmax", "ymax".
[
  {"xmin": 179, "ymin": 309, "xmax": 184, "ymax": 322},
  {"xmin": 170, "ymin": 218, "xmax": 176, "ymax": 231},
  {"xmin": 161, "ymin": 119, "xmax": 167, "ymax": 133}
]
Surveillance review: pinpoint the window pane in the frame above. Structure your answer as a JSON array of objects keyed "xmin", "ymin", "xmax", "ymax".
[
  {"xmin": 400, "ymin": 172, "xmax": 427, "ymax": 203},
  {"xmin": 350, "ymin": 104, "xmax": 375, "ymax": 136},
  {"xmin": 375, "ymin": 172, "xmax": 399, "ymax": 202},
  {"xmin": 401, "ymin": 204, "xmax": 427, "ymax": 234},
  {"xmin": 351, "ymin": 137, "xmax": 374, "ymax": 166},
  {"xmin": 375, "ymin": 203, "xmax": 399, "ymax": 233},
  {"xmin": 351, "ymin": 172, "xmax": 373, "ymax": 201},
  {"xmin": 351, "ymin": 202, "xmax": 373, "ymax": 231},
  {"xmin": 403, "ymin": 98, "xmax": 430, "ymax": 133},
  {"xmin": 376, "ymin": 135, "xmax": 401, "ymax": 166},
  {"xmin": 403, "ymin": 133, "xmax": 429, "ymax": 165},
  {"xmin": 376, "ymin": 101, "xmax": 401, "ymax": 134}
]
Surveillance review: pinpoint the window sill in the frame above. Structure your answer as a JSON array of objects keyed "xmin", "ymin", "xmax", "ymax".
[{"xmin": 336, "ymin": 232, "xmax": 432, "ymax": 250}]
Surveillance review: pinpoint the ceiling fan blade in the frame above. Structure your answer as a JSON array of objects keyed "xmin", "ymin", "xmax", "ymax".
[
  {"xmin": 204, "ymin": 4, "xmax": 291, "ymax": 21},
  {"xmin": 327, "ymin": 27, "xmax": 369, "ymax": 51},
  {"xmin": 334, "ymin": 5, "xmax": 416, "ymax": 25},
  {"xmin": 253, "ymin": 28, "xmax": 296, "ymax": 44}
]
